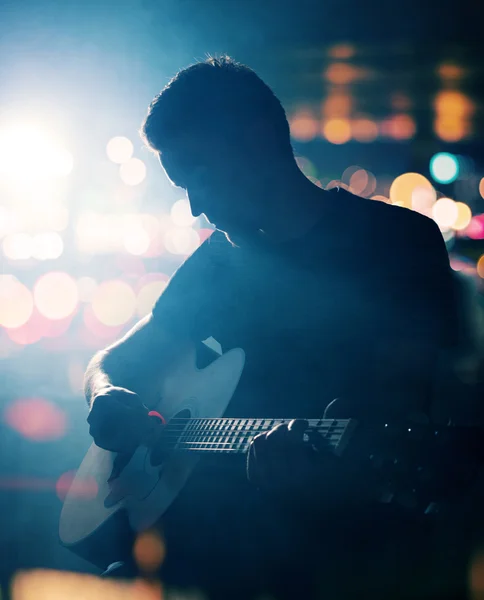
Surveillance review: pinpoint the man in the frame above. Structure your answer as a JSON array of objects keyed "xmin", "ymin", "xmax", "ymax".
[{"xmin": 86, "ymin": 56, "xmax": 462, "ymax": 599}]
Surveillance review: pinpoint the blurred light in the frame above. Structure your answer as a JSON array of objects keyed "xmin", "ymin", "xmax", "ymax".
[
  {"xmin": 134, "ymin": 530, "xmax": 166, "ymax": 572},
  {"xmin": 137, "ymin": 279, "xmax": 168, "ymax": 317},
  {"xmin": 123, "ymin": 226, "xmax": 150, "ymax": 255},
  {"xmin": 390, "ymin": 173, "xmax": 434, "ymax": 208},
  {"xmin": 391, "ymin": 93, "xmax": 412, "ymax": 112},
  {"xmin": 82, "ymin": 305, "xmax": 124, "ymax": 342},
  {"xmin": 465, "ymin": 217, "xmax": 484, "ymax": 240},
  {"xmin": 430, "ymin": 152, "xmax": 459, "ymax": 184},
  {"xmin": 34, "ymin": 272, "xmax": 78, "ymax": 320},
  {"xmin": 0, "ymin": 122, "xmax": 73, "ymax": 182},
  {"xmin": 432, "ymin": 198, "xmax": 459, "ymax": 229},
  {"xmin": 3, "ymin": 233, "xmax": 33, "ymax": 260},
  {"xmin": 171, "ymin": 199, "xmax": 196, "ymax": 227},
  {"xmin": 106, "ymin": 136, "xmax": 134, "ymax": 164},
  {"xmin": 325, "ymin": 63, "xmax": 360, "ymax": 85},
  {"xmin": 322, "ymin": 93, "xmax": 352, "ymax": 118},
  {"xmin": 4, "ymin": 397, "xmax": 66, "ymax": 441},
  {"xmin": 91, "ymin": 280, "xmax": 136, "ymax": 326},
  {"xmin": 434, "ymin": 118, "xmax": 469, "ymax": 142},
  {"xmin": 437, "ymin": 63, "xmax": 465, "ymax": 81},
  {"xmin": 382, "ymin": 114, "xmax": 416, "ymax": 140},
  {"xmin": 31, "ymin": 232, "xmax": 63, "ymax": 260},
  {"xmin": 470, "ymin": 550, "xmax": 484, "ymax": 599},
  {"xmin": 119, "ymin": 158, "xmax": 146, "ymax": 186},
  {"xmin": 11, "ymin": 569, "xmax": 161, "ymax": 600},
  {"xmin": 0, "ymin": 276, "xmax": 33, "ymax": 328},
  {"xmin": 371, "ymin": 195, "xmax": 390, "ymax": 203},
  {"xmin": 6, "ymin": 310, "xmax": 72, "ymax": 346},
  {"xmin": 434, "ymin": 90, "xmax": 474, "ymax": 117},
  {"xmin": 76, "ymin": 277, "xmax": 97, "ymax": 303},
  {"xmin": 479, "ymin": 178, "xmax": 484, "ymax": 199},
  {"xmin": 453, "ymin": 202, "xmax": 472, "ymax": 230},
  {"xmin": 164, "ymin": 227, "xmax": 200, "ymax": 255},
  {"xmin": 56, "ymin": 470, "xmax": 98, "ymax": 501},
  {"xmin": 411, "ymin": 186, "xmax": 437, "ymax": 217},
  {"xmin": 199, "ymin": 228, "xmax": 215, "ymax": 243},
  {"xmin": 328, "ymin": 43, "xmax": 355, "ymax": 59},
  {"xmin": 289, "ymin": 111, "xmax": 318, "ymax": 142},
  {"xmin": 322, "ymin": 119, "xmax": 351, "ymax": 144},
  {"xmin": 351, "ymin": 119, "xmax": 378, "ymax": 142},
  {"xmin": 478, "ymin": 256, "xmax": 484, "ymax": 279},
  {"xmin": 349, "ymin": 169, "xmax": 376, "ymax": 197}
]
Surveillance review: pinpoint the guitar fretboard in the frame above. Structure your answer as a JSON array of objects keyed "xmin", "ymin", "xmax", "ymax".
[{"xmin": 161, "ymin": 417, "xmax": 356, "ymax": 456}]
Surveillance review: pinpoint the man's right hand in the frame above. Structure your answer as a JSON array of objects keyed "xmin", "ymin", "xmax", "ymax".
[{"xmin": 87, "ymin": 387, "xmax": 152, "ymax": 453}]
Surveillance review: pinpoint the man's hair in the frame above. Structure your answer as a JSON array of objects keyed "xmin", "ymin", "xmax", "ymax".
[{"xmin": 140, "ymin": 55, "xmax": 293, "ymax": 158}]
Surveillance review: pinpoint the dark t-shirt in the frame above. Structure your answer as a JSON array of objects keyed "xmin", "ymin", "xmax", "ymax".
[{"xmin": 152, "ymin": 187, "xmax": 459, "ymax": 598}]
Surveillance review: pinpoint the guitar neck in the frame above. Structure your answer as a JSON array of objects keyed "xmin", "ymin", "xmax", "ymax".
[{"xmin": 162, "ymin": 417, "xmax": 357, "ymax": 457}]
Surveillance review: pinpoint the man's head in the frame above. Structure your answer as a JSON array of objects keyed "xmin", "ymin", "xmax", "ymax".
[{"xmin": 140, "ymin": 56, "xmax": 295, "ymax": 239}]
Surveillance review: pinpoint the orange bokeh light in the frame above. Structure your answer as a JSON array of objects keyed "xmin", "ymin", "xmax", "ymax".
[
  {"xmin": 289, "ymin": 112, "xmax": 319, "ymax": 142},
  {"xmin": 325, "ymin": 63, "xmax": 360, "ymax": 85},
  {"xmin": 328, "ymin": 43, "xmax": 355, "ymax": 60},
  {"xmin": 322, "ymin": 119, "xmax": 351, "ymax": 144},
  {"xmin": 351, "ymin": 119, "xmax": 378, "ymax": 142},
  {"xmin": 133, "ymin": 530, "xmax": 166, "ymax": 573},
  {"xmin": 4, "ymin": 397, "xmax": 67, "ymax": 441},
  {"xmin": 322, "ymin": 93, "xmax": 352, "ymax": 118}
]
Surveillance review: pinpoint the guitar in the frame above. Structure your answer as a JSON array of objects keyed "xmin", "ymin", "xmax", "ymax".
[{"xmin": 59, "ymin": 343, "xmax": 483, "ymax": 569}]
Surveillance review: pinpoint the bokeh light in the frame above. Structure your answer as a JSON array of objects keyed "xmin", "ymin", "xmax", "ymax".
[
  {"xmin": 429, "ymin": 152, "xmax": 459, "ymax": 184},
  {"xmin": 328, "ymin": 43, "xmax": 355, "ymax": 60},
  {"xmin": 453, "ymin": 202, "xmax": 472, "ymax": 230},
  {"xmin": 0, "ymin": 276, "xmax": 33, "ymax": 329},
  {"xmin": 381, "ymin": 114, "xmax": 416, "ymax": 140},
  {"xmin": 119, "ymin": 158, "xmax": 146, "ymax": 186},
  {"xmin": 479, "ymin": 178, "xmax": 484, "ymax": 199},
  {"xmin": 136, "ymin": 276, "xmax": 168, "ymax": 317},
  {"xmin": 390, "ymin": 173, "xmax": 434, "ymax": 208},
  {"xmin": 31, "ymin": 232, "xmax": 64, "ymax": 260},
  {"xmin": 123, "ymin": 225, "xmax": 151, "ymax": 255},
  {"xmin": 289, "ymin": 110, "xmax": 318, "ymax": 142},
  {"xmin": 351, "ymin": 119, "xmax": 378, "ymax": 142},
  {"xmin": 322, "ymin": 119, "xmax": 351, "ymax": 144},
  {"xmin": 34, "ymin": 272, "xmax": 78, "ymax": 320},
  {"xmin": 76, "ymin": 277, "xmax": 97, "ymax": 303},
  {"xmin": 432, "ymin": 198, "xmax": 459, "ymax": 229},
  {"xmin": 3, "ymin": 233, "xmax": 33, "ymax": 260},
  {"xmin": 164, "ymin": 227, "xmax": 200, "ymax": 255},
  {"xmin": 171, "ymin": 199, "xmax": 196, "ymax": 227},
  {"xmin": 133, "ymin": 530, "xmax": 166, "ymax": 572},
  {"xmin": 325, "ymin": 63, "xmax": 360, "ymax": 85},
  {"xmin": 349, "ymin": 169, "xmax": 376, "ymax": 197},
  {"xmin": 4, "ymin": 397, "xmax": 66, "ymax": 441},
  {"xmin": 91, "ymin": 280, "xmax": 136, "ymax": 326},
  {"xmin": 106, "ymin": 136, "xmax": 134, "ymax": 164},
  {"xmin": 411, "ymin": 186, "xmax": 437, "ymax": 217}
]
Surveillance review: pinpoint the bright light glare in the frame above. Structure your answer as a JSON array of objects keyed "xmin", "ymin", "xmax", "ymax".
[
  {"xmin": 31, "ymin": 232, "xmax": 64, "ymax": 260},
  {"xmin": 91, "ymin": 280, "xmax": 136, "ymax": 326},
  {"xmin": 106, "ymin": 136, "xmax": 134, "ymax": 164},
  {"xmin": 123, "ymin": 226, "xmax": 150, "ymax": 255},
  {"xmin": 429, "ymin": 152, "xmax": 459, "ymax": 184},
  {"xmin": 119, "ymin": 158, "xmax": 146, "ymax": 186},
  {"xmin": 411, "ymin": 186, "xmax": 437, "ymax": 216},
  {"xmin": 171, "ymin": 199, "xmax": 196, "ymax": 227},
  {"xmin": 76, "ymin": 277, "xmax": 97, "ymax": 303},
  {"xmin": 432, "ymin": 198, "xmax": 459, "ymax": 229},
  {"xmin": 34, "ymin": 272, "xmax": 78, "ymax": 320},
  {"xmin": 0, "ymin": 275, "xmax": 33, "ymax": 328},
  {"xmin": 0, "ymin": 122, "xmax": 73, "ymax": 182},
  {"xmin": 164, "ymin": 227, "xmax": 200, "ymax": 255}
]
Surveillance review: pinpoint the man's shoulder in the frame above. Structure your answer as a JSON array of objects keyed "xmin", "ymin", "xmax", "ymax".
[{"xmin": 327, "ymin": 186, "xmax": 440, "ymax": 241}]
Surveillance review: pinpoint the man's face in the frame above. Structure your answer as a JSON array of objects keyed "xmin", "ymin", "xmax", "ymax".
[{"xmin": 159, "ymin": 134, "xmax": 268, "ymax": 240}]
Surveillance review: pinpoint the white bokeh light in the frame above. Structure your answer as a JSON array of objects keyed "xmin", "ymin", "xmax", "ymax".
[
  {"xmin": 3, "ymin": 233, "xmax": 33, "ymax": 260},
  {"xmin": 0, "ymin": 275, "xmax": 33, "ymax": 328},
  {"xmin": 31, "ymin": 232, "xmax": 64, "ymax": 260},
  {"xmin": 106, "ymin": 136, "xmax": 134, "ymax": 164},
  {"xmin": 432, "ymin": 198, "xmax": 459, "ymax": 229},
  {"xmin": 119, "ymin": 158, "xmax": 146, "ymax": 186},
  {"xmin": 34, "ymin": 272, "xmax": 78, "ymax": 320},
  {"xmin": 164, "ymin": 227, "xmax": 200, "ymax": 255},
  {"xmin": 123, "ymin": 226, "xmax": 150, "ymax": 255},
  {"xmin": 170, "ymin": 199, "xmax": 196, "ymax": 227}
]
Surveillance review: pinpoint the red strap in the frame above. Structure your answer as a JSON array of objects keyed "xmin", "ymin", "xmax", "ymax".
[{"xmin": 148, "ymin": 410, "xmax": 166, "ymax": 425}]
